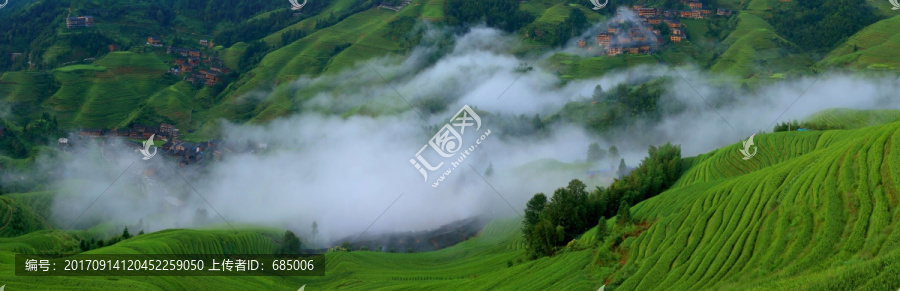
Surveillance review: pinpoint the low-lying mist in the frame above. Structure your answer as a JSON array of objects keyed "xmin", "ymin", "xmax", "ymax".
[{"xmin": 36, "ymin": 20, "xmax": 900, "ymax": 246}]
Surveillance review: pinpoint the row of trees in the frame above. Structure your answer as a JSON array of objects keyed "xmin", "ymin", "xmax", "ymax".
[
  {"xmin": 79, "ymin": 227, "xmax": 143, "ymax": 252},
  {"xmin": 587, "ymin": 143, "xmax": 619, "ymax": 163},
  {"xmin": 523, "ymin": 142, "xmax": 682, "ymax": 258},
  {"xmin": 0, "ymin": 114, "xmax": 63, "ymax": 159},
  {"xmin": 773, "ymin": 120, "xmax": 836, "ymax": 132},
  {"xmin": 445, "ymin": 0, "xmax": 535, "ymax": 32},
  {"xmin": 770, "ymin": 0, "xmax": 880, "ymax": 52}
]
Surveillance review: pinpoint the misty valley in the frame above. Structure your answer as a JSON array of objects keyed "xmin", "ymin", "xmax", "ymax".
[{"xmin": 1, "ymin": 0, "xmax": 899, "ymax": 290}]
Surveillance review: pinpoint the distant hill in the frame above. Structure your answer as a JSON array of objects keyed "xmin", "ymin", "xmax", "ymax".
[
  {"xmin": 1, "ymin": 0, "xmax": 898, "ymax": 136},
  {"xmin": 818, "ymin": 16, "xmax": 900, "ymax": 70}
]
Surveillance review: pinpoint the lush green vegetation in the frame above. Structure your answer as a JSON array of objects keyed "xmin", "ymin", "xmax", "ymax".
[
  {"xmin": 818, "ymin": 16, "xmax": 900, "ymax": 70},
  {"xmin": 4, "ymin": 118, "xmax": 899, "ymax": 289},
  {"xmin": 1, "ymin": 0, "xmax": 900, "ymax": 288},
  {"xmin": 769, "ymin": 0, "xmax": 881, "ymax": 53},
  {"xmin": 523, "ymin": 142, "xmax": 682, "ymax": 258},
  {"xmin": 445, "ymin": 0, "xmax": 534, "ymax": 32}
]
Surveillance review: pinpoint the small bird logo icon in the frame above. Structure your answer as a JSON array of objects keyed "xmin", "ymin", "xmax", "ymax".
[
  {"xmin": 289, "ymin": 0, "xmax": 307, "ymax": 10},
  {"xmin": 590, "ymin": 0, "xmax": 609, "ymax": 10},
  {"xmin": 890, "ymin": 0, "xmax": 900, "ymax": 10},
  {"xmin": 140, "ymin": 134, "xmax": 158, "ymax": 160},
  {"xmin": 740, "ymin": 134, "xmax": 758, "ymax": 160}
]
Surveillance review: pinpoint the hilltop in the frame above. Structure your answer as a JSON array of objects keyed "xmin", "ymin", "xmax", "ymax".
[{"xmin": 0, "ymin": 0, "xmax": 896, "ymax": 138}]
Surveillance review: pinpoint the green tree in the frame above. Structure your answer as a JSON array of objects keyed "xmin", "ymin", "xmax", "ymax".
[
  {"xmin": 618, "ymin": 158, "xmax": 627, "ymax": 177},
  {"xmin": 588, "ymin": 142, "xmax": 606, "ymax": 162},
  {"xmin": 543, "ymin": 180, "xmax": 590, "ymax": 242},
  {"xmin": 595, "ymin": 217, "xmax": 608, "ymax": 243},
  {"xmin": 530, "ymin": 219, "xmax": 558, "ymax": 257},
  {"xmin": 592, "ymin": 84, "xmax": 604, "ymax": 98},
  {"xmin": 279, "ymin": 230, "xmax": 303, "ymax": 256},
  {"xmin": 522, "ymin": 193, "xmax": 548, "ymax": 257},
  {"xmin": 121, "ymin": 227, "xmax": 132, "ymax": 240},
  {"xmin": 617, "ymin": 201, "xmax": 633, "ymax": 225},
  {"xmin": 609, "ymin": 145, "xmax": 619, "ymax": 158}
]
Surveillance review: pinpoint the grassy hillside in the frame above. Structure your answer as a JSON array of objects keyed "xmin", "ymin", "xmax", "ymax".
[
  {"xmin": 42, "ymin": 51, "xmax": 173, "ymax": 129},
  {"xmin": 818, "ymin": 16, "xmax": 900, "ymax": 70},
  {"xmin": 615, "ymin": 121, "xmax": 900, "ymax": 289},
  {"xmin": 0, "ymin": 195, "xmax": 52, "ymax": 238},
  {"xmin": 711, "ymin": 12, "xmax": 812, "ymax": 78},
  {"xmin": 3, "ymin": 120, "xmax": 899, "ymax": 289},
  {"xmin": 0, "ymin": 219, "xmax": 599, "ymax": 290}
]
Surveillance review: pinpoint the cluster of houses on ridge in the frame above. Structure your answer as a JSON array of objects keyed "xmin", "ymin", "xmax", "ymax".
[
  {"xmin": 145, "ymin": 37, "xmax": 230, "ymax": 86},
  {"xmin": 62, "ymin": 123, "xmax": 250, "ymax": 167},
  {"xmin": 578, "ymin": 1, "xmax": 733, "ymax": 56}
]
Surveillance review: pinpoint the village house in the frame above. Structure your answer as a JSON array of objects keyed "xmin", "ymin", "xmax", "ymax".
[
  {"xmin": 199, "ymin": 70, "xmax": 220, "ymax": 86},
  {"xmin": 180, "ymin": 64, "xmax": 194, "ymax": 73},
  {"xmin": 210, "ymin": 65, "xmax": 230, "ymax": 74},
  {"xmin": 66, "ymin": 16, "xmax": 95, "ymax": 28},
  {"xmin": 199, "ymin": 39, "xmax": 209, "ymax": 47},
  {"xmin": 671, "ymin": 35, "xmax": 683, "ymax": 42},
  {"xmin": 608, "ymin": 46, "xmax": 623, "ymax": 56},
  {"xmin": 717, "ymin": 8, "xmax": 733, "ymax": 16},
  {"xmin": 79, "ymin": 128, "xmax": 103, "ymax": 137},
  {"xmin": 691, "ymin": 10, "xmax": 703, "ymax": 19},
  {"xmin": 188, "ymin": 50, "xmax": 201, "ymax": 57},
  {"xmin": 160, "ymin": 123, "xmax": 176, "ymax": 134},
  {"xmin": 666, "ymin": 20, "xmax": 682, "ymax": 28},
  {"xmin": 638, "ymin": 7, "xmax": 657, "ymax": 17},
  {"xmin": 687, "ymin": 0, "xmax": 703, "ymax": 9},
  {"xmin": 597, "ymin": 33, "xmax": 612, "ymax": 46},
  {"xmin": 147, "ymin": 36, "xmax": 163, "ymax": 47}
]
